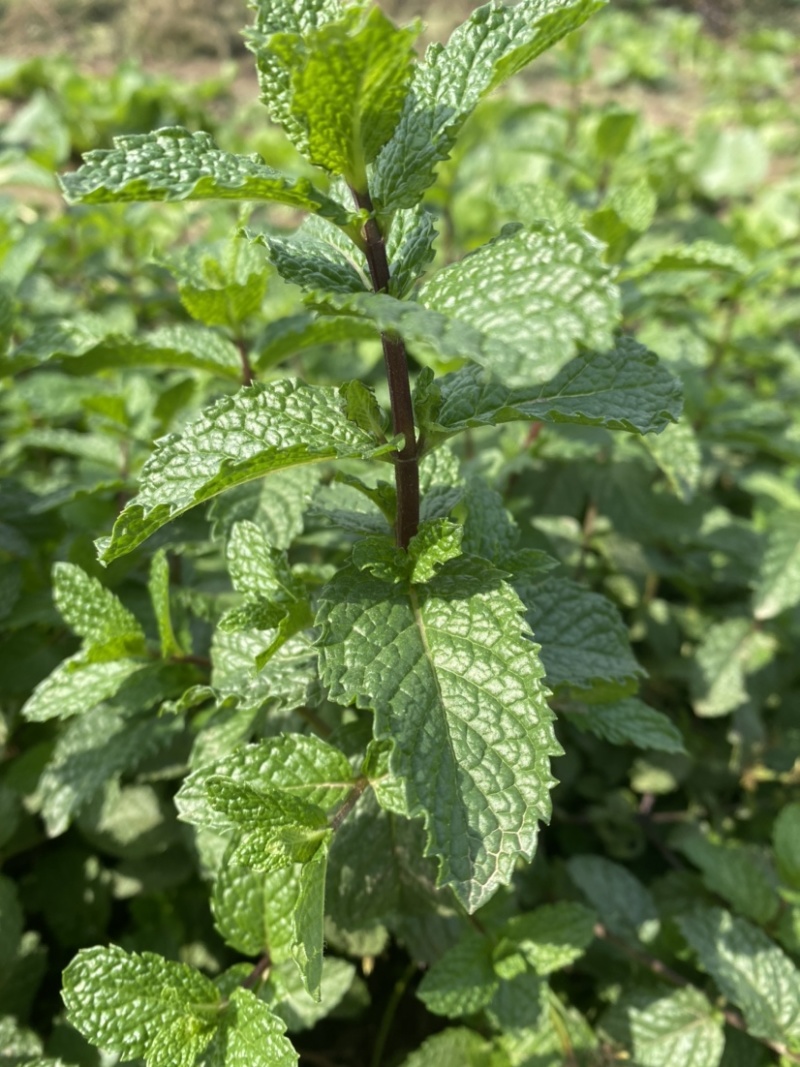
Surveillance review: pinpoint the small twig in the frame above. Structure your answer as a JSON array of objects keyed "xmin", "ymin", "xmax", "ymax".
[
  {"xmin": 241, "ymin": 952, "xmax": 271, "ymax": 989},
  {"xmin": 237, "ymin": 339, "xmax": 255, "ymax": 386},
  {"xmin": 294, "ymin": 705, "xmax": 333, "ymax": 738}
]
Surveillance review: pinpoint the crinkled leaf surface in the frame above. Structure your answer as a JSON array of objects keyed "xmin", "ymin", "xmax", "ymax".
[
  {"xmin": 204, "ymin": 987, "xmax": 297, "ymax": 1067},
  {"xmin": 387, "ymin": 205, "xmax": 438, "ymax": 298},
  {"xmin": 429, "ymin": 338, "xmax": 681, "ymax": 438},
  {"xmin": 399, "ymin": 1028, "xmax": 498, "ymax": 1067},
  {"xmin": 317, "ymin": 555, "xmax": 559, "ymax": 911},
  {"xmin": 643, "ymin": 419, "xmax": 702, "ymax": 503},
  {"xmin": 99, "ymin": 379, "xmax": 399, "ymax": 563},
  {"xmin": 21, "ymin": 654, "xmax": 144, "ymax": 723},
  {"xmin": 416, "ymin": 932, "xmax": 498, "ymax": 1018},
  {"xmin": 602, "ymin": 987, "xmax": 724, "ymax": 1067},
  {"xmin": 212, "ymin": 865, "xmax": 298, "ymax": 962},
  {"xmin": 261, "ymin": 233, "xmax": 367, "ymax": 295},
  {"xmin": 60, "ymin": 127, "xmax": 350, "ymax": 224},
  {"xmin": 678, "ymin": 907, "xmax": 800, "ymax": 1051},
  {"xmin": 52, "ymin": 562, "xmax": 145, "ymax": 655},
  {"xmin": 372, "ymin": 0, "xmax": 605, "ymax": 210}
]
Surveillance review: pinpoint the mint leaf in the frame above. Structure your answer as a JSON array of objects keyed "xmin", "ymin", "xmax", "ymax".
[
  {"xmin": 501, "ymin": 902, "xmax": 596, "ymax": 975},
  {"xmin": 52, "ymin": 562, "xmax": 145, "ymax": 656},
  {"xmin": 260, "ymin": 233, "xmax": 367, "ymax": 294},
  {"xmin": 399, "ymin": 1028, "xmax": 498, "ymax": 1067},
  {"xmin": 774, "ymin": 803, "xmax": 800, "ymax": 890},
  {"xmin": 204, "ymin": 987, "xmax": 297, "ymax": 1067},
  {"xmin": 21, "ymin": 655, "xmax": 144, "ymax": 723},
  {"xmin": 269, "ymin": 956, "xmax": 355, "ymax": 1032},
  {"xmin": 603, "ymin": 987, "xmax": 724, "ymax": 1067},
  {"xmin": 148, "ymin": 550, "xmax": 183, "ymax": 659},
  {"xmin": 416, "ymin": 932, "xmax": 498, "ymax": 1018},
  {"xmin": 209, "ymin": 466, "xmax": 321, "ymax": 549},
  {"xmin": 99, "ymin": 379, "xmax": 399, "ymax": 563},
  {"xmin": 62, "ymin": 945, "xmax": 220, "ymax": 1061},
  {"xmin": 568, "ymin": 855, "xmax": 659, "ymax": 943},
  {"xmin": 418, "ymin": 223, "xmax": 619, "ymax": 384},
  {"xmin": 212, "ymin": 865, "xmax": 298, "ymax": 961},
  {"xmin": 643, "ymin": 420, "xmax": 702, "ymax": 503},
  {"xmin": 164, "ymin": 236, "xmax": 269, "ymax": 330},
  {"xmin": 280, "ymin": 6, "xmax": 418, "ymax": 187},
  {"xmin": 254, "ymin": 312, "xmax": 378, "ymax": 372},
  {"xmin": 514, "ymin": 575, "xmax": 643, "ymax": 695},
  {"xmin": 675, "ymin": 829, "xmax": 780, "ymax": 925},
  {"xmin": 430, "ymin": 338, "xmax": 681, "ymax": 439},
  {"xmin": 387, "ymin": 206, "xmax": 438, "ymax": 298},
  {"xmin": 292, "ymin": 847, "xmax": 328, "ymax": 998},
  {"xmin": 753, "ymin": 510, "xmax": 800, "ymax": 620},
  {"xmin": 624, "ymin": 239, "xmax": 751, "ymax": 280},
  {"xmin": 691, "ymin": 617, "xmax": 777, "ymax": 718},
  {"xmin": 0, "ymin": 877, "xmax": 22, "ymax": 972},
  {"xmin": 318, "ymin": 556, "xmax": 559, "ymax": 911},
  {"xmin": 678, "ymin": 907, "xmax": 800, "ymax": 1051},
  {"xmin": 570, "ymin": 699, "xmax": 686, "ymax": 754},
  {"xmin": 60, "ymin": 127, "xmax": 351, "ymax": 225},
  {"xmin": 372, "ymin": 0, "xmax": 605, "ymax": 210}
]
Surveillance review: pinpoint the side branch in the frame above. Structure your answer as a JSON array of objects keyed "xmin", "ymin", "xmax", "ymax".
[{"xmin": 351, "ymin": 188, "xmax": 420, "ymax": 549}]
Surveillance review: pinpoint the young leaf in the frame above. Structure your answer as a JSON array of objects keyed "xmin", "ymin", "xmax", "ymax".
[
  {"xmin": 752, "ymin": 510, "xmax": 800, "ymax": 620},
  {"xmin": 642, "ymin": 420, "xmax": 702, "ymax": 503},
  {"xmin": 317, "ymin": 556, "xmax": 559, "ymax": 911},
  {"xmin": 52, "ymin": 562, "xmax": 145, "ymax": 656},
  {"xmin": 399, "ymin": 1028, "xmax": 498, "ymax": 1067},
  {"xmin": 202, "ymin": 987, "xmax": 297, "ymax": 1067},
  {"xmin": 98, "ymin": 379, "xmax": 400, "ymax": 563},
  {"xmin": 428, "ymin": 338, "xmax": 682, "ymax": 440},
  {"xmin": 277, "ymin": 6, "xmax": 419, "ymax": 188},
  {"xmin": 567, "ymin": 855, "xmax": 659, "ymax": 943},
  {"xmin": 61, "ymin": 945, "xmax": 220, "ymax": 1062},
  {"xmin": 602, "ymin": 987, "xmax": 724, "ymax": 1067},
  {"xmin": 212, "ymin": 865, "xmax": 298, "ymax": 962},
  {"xmin": 59, "ymin": 127, "xmax": 351, "ymax": 225},
  {"xmin": 416, "ymin": 933, "xmax": 499, "ymax": 1018},
  {"xmin": 291, "ymin": 847, "xmax": 328, "ymax": 999},
  {"xmin": 678, "ymin": 907, "xmax": 800, "ymax": 1051},
  {"xmin": 372, "ymin": 0, "xmax": 605, "ymax": 210},
  {"xmin": 253, "ymin": 311, "xmax": 378, "ymax": 372},
  {"xmin": 387, "ymin": 205, "xmax": 438, "ymax": 298},
  {"xmin": 209, "ymin": 466, "xmax": 321, "ymax": 549}
]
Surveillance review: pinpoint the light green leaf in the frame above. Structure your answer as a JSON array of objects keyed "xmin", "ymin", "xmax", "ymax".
[
  {"xmin": 317, "ymin": 556, "xmax": 559, "ymax": 911},
  {"xmin": 280, "ymin": 6, "xmax": 418, "ymax": 186},
  {"xmin": 5, "ymin": 322, "xmax": 244, "ymax": 379},
  {"xmin": 164, "ymin": 236, "xmax": 269, "ymax": 330},
  {"xmin": 595, "ymin": 109, "xmax": 637, "ymax": 162},
  {"xmin": 269, "ymin": 956, "xmax": 355, "ymax": 1033},
  {"xmin": 497, "ymin": 179, "xmax": 581, "ymax": 229},
  {"xmin": 485, "ymin": 968, "xmax": 545, "ymax": 1033},
  {"xmin": 21, "ymin": 654, "xmax": 144, "ymax": 723},
  {"xmin": 212, "ymin": 865, "xmax": 298, "ymax": 962},
  {"xmin": 0, "ymin": 878, "xmax": 22, "ymax": 972},
  {"xmin": 753, "ymin": 511, "xmax": 800, "ymax": 620},
  {"xmin": 399, "ymin": 1028, "xmax": 499, "ymax": 1067},
  {"xmin": 514, "ymin": 575, "xmax": 643, "ymax": 695},
  {"xmin": 209, "ymin": 465, "xmax": 321, "ymax": 549},
  {"xmin": 643, "ymin": 419, "xmax": 702, "ymax": 503},
  {"xmin": 568, "ymin": 855, "xmax": 659, "ymax": 943},
  {"xmin": 624, "ymin": 239, "xmax": 752, "ymax": 280},
  {"xmin": 254, "ymin": 311, "xmax": 378, "ymax": 373},
  {"xmin": 675, "ymin": 829, "xmax": 780, "ymax": 926},
  {"xmin": 176, "ymin": 735, "xmax": 355, "ymax": 830},
  {"xmin": 774, "ymin": 804, "xmax": 800, "ymax": 890},
  {"xmin": 603, "ymin": 987, "xmax": 724, "ymax": 1067},
  {"xmin": 387, "ymin": 206, "xmax": 438, "ymax": 298},
  {"xmin": 429, "ymin": 338, "xmax": 682, "ymax": 439},
  {"xmin": 0, "ymin": 1015, "xmax": 43, "ymax": 1061},
  {"xmin": 60, "ymin": 127, "xmax": 351, "ymax": 225},
  {"xmin": 418, "ymin": 223, "xmax": 619, "ymax": 384},
  {"xmin": 52, "ymin": 562, "xmax": 145, "ymax": 655},
  {"xmin": 501, "ymin": 902, "xmax": 596, "ymax": 975},
  {"xmin": 678, "ymin": 907, "xmax": 800, "ymax": 1051},
  {"xmin": 417, "ymin": 933, "xmax": 498, "ymax": 1018},
  {"xmin": 691, "ymin": 617, "xmax": 778, "ymax": 718},
  {"xmin": 99, "ymin": 379, "xmax": 399, "ymax": 563},
  {"xmin": 372, "ymin": 0, "xmax": 605, "ymax": 210},
  {"xmin": 62, "ymin": 945, "xmax": 220, "ymax": 1061},
  {"xmin": 148, "ymin": 550, "xmax": 183, "ymax": 659},
  {"xmin": 292, "ymin": 847, "xmax": 328, "ymax": 999},
  {"xmin": 253, "ymin": 231, "xmax": 367, "ymax": 295},
  {"xmin": 570, "ymin": 699, "xmax": 686, "ymax": 754},
  {"xmin": 204, "ymin": 987, "xmax": 297, "ymax": 1067},
  {"xmin": 148, "ymin": 1014, "xmax": 216, "ymax": 1067},
  {"xmin": 39, "ymin": 703, "xmax": 182, "ymax": 837},
  {"xmin": 407, "ymin": 519, "xmax": 463, "ymax": 583}
]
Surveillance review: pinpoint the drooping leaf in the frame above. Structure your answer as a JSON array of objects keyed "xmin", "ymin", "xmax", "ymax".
[
  {"xmin": 212, "ymin": 865, "xmax": 298, "ymax": 962},
  {"xmin": 372, "ymin": 0, "xmax": 605, "ymax": 210},
  {"xmin": 569, "ymin": 699, "xmax": 686, "ymax": 754},
  {"xmin": 623, "ymin": 239, "xmax": 752, "ymax": 280},
  {"xmin": 387, "ymin": 205, "xmax": 438, "ymax": 298},
  {"xmin": 253, "ymin": 311, "xmax": 379, "ymax": 373},
  {"xmin": 317, "ymin": 555, "xmax": 559, "ymax": 911},
  {"xmin": 567, "ymin": 855, "xmax": 659, "ymax": 943},
  {"xmin": 98, "ymin": 379, "xmax": 400, "ymax": 563},
  {"xmin": 21, "ymin": 655, "xmax": 145, "ymax": 723},
  {"xmin": 678, "ymin": 907, "xmax": 800, "ymax": 1051},
  {"xmin": 148, "ymin": 550, "xmax": 183, "ymax": 659},
  {"xmin": 291, "ymin": 846, "xmax": 329, "ymax": 999},
  {"xmin": 602, "ymin": 987, "xmax": 724, "ymax": 1067},
  {"xmin": 59, "ymin": 127, "xmax": 351, "ymax": 225},
  {"xmin": 428, "ymin": 338, "xmax": 681, "ymax": 440},
  {"xmin": 269, "ymin": 956, "xmax": 356, "ymax": 1033},
  {"xmin": 642, "ymin": 419, "xmax": 702, "ymax": 503}
]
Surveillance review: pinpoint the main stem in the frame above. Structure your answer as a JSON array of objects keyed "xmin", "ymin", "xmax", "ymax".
[{"xmin": 351, "ymin": 187, "xmax": 420, "ymax": 549}]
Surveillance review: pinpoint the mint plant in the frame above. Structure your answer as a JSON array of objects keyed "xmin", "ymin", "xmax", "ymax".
[{"xmin": 3, "ymin": 2, "xmax": 799, "ymax": 1066}]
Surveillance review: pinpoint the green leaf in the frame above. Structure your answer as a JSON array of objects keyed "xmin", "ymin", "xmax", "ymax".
[
  {"xmin": 291, "ymin": 847, "xmax": 328, "ymax": 999},
  {"xmin": 624, "ymin": 239, "xmax": 751, "ymax": 280},
  {"xmin": 204, "ymin": 987, "xmax": 297, "ymax": 1067},
  {"xmin": 317, "ymin": 556, "xmax": 559, "ymax": 911},
  {"xmin": 387, "ymin": 206, "xmax": 438, "ymax": 298},
  {"xmin": 6, "ymin": 321, "xmax": 244, "ymax": 380},
  {"xmin": 418, "ymin": 223, "xmax": 619, "ymax": 384},
  {"xmin": 148, "ymin": 550, "xmax": 183, "ymax": 659},
  {"xmin": 0, "ymin": 1016, "xmax": 43, "ymax": 1062},
  {"xmin": 164, "ymin": 236, "xmax": 269, "ymax": 330},
  {"xmin": 642, "ymin": 419, "xmax": 702, "ymax": 503},
  {"xmin": 774, "ymin": 803, "xmax": 800, "ymax": 890},
  {"xmin": 278, "ymin": 6, "xmax": 418, "ymax": 187},
  {"xmin": 513, "ymin": 575, "xmax": 643, "ymax": 695},
  {"xmin": 568, "ymin": 855, "xmax": 659, "ymax": 943},
  {"xmin": 21, "ymin": 655, "xmax": 145, "ymax": 723},
  {"xmin": 0, "ymin": 877, "xmax": 22, "ymax": 972},
  {"xmin": 38, "ymin": 703, "xmax": 182, "ymax": 837},
  {"xmin": 212, "ymin": 865, "xmax": 298, "ymax": 962},
  {"xmin": 501, "ymin": 902, "xmax": 596, "ymax": 975},
  {"xmin": 260, "ymin": 232, "xmax": 367, "ymax": 295},
  {"xmin": 753, "ymin": 511, "xmax": 800, "ymax": 620},
  {"xmin": 253, "ymin": 311, "xmax": 378, "ymax": 373},
  {"xmin": 209, "ymin": 466, "xmax": 320, "ymax": 549},
  {"xmin": 372, "ymin": 0, "xmax": 605, "ymax": 210},
  {"xmin": 691, "ymin": 617, "xmax": 778, "ymax": 718},
  {"xmin": 226, "ymin": 521, "xmax": 304, "ymax": 601},
  {"xmin": 417, "ymin": 933, "xmax": 498, "ymax": 1018},
  {"xmin": 602, "ymin": 987, "xmax": 724, "ymax": 1067},
  {"xmin": 176, "ymin": 735, "xmax": 355, "ymax": 830},
  {"xmin": 60, "ymin": 127, "xmax": 351, "ymax": 225},
  {"xmin": 400, "ymin": 1028, "xmax": 498, "ymax": 1067},
  {"xmin": 429, "ymin": 338, "xmax": 682, "ymax": 439},
  {"xmin": 62, "ymin": 945, "xmax": 220, "ymax": 1061},
  {"xmin": 570, "ymin": 699, "xmax": 686, "ymax": 754},
  {"xmin": 674, "ymin": 829, "xmax": 780, "ymax": 926},
  {"xmin": 52, "ymin": 562, "xmax": 145, "ymax": 656},
  {"xmin": 678, "ymin": 907, "xmax": 800, "ymax": 1051},
  {"xmin": 203, "ymin": 776, "xmax": 331, "ymax": 872},
  {"xmin": 269, "ymin": 956, "xmax": 355, "ymax": 1033},
  {"xmin": 99, "ymin": 379, "xmax": 400, "ymax": 563}
]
